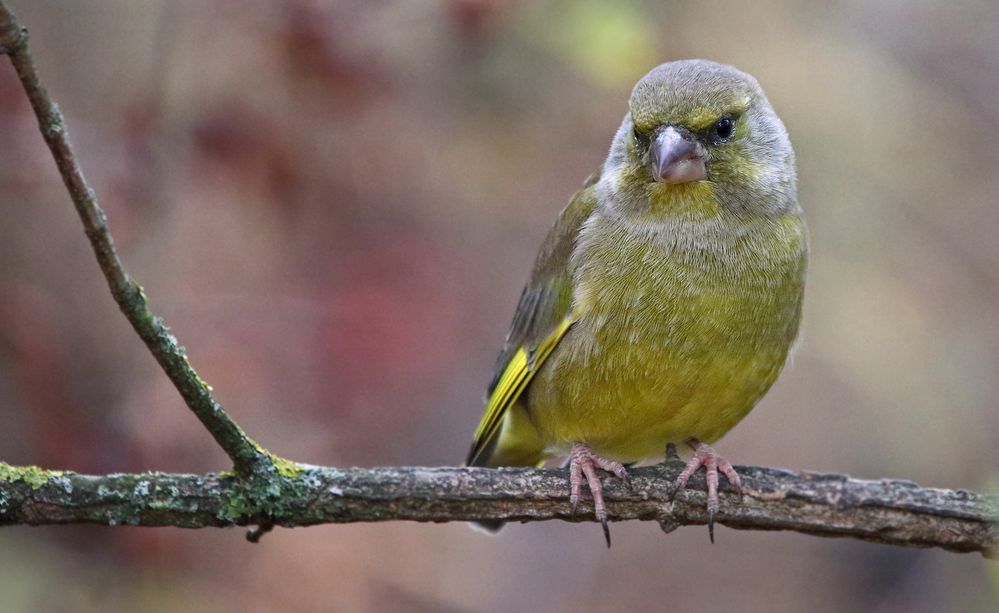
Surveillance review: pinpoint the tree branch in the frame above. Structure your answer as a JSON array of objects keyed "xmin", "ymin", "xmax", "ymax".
[
  {"xmin": 1, "ymin": 3, "xmax": 996, "ymax": 557},
  {"xmin": 0, "ymin": 2, "xmax": 268, "ymax": 476},
  {"xmin": 0, "ymin": 460, "xmax": 995, "ymax": 556}
]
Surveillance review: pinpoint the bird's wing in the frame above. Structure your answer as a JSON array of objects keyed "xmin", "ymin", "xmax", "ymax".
[{"xmin": 466, "ymin": 171, "xmax": 600, "ymax": 466}]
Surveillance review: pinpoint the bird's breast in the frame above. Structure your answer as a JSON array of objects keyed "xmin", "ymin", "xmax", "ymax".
[{"xmin": 526, "ymin": 209, "xmax": 807, "ymax": 459}]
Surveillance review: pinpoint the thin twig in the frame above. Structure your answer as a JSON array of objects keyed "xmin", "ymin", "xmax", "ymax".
[
  {"xmin": 0, "ymin": 2, "xmax": 268, "ymax": 475},
  {"xmin": 1, "ymin": 4, "xmax": 996, "ymax": 558},
  {"xmin": 0, "ymin": 461, "xmax": 995, "ymax": 557}
]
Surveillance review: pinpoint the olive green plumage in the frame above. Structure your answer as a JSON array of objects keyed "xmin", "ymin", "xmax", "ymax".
[{"xmin": 467, "ymin": 60, "xmax": 807, "ymax": 486}]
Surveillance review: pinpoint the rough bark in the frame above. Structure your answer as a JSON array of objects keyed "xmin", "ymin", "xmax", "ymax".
[
  {"xmin": 0, "ymin": 1, "xmax": 996, "ymax": 558},
  {"xmin": 1, "ymin": 461, "xmax": 995, "ymax": 556}
]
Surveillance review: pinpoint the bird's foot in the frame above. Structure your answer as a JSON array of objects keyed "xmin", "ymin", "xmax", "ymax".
[
  {"xmin": 672, "ymin": 440, "xmax": 743, "ymax": 543},
  {"xmin": 568, "ymin": 442, "xmax": 629, "ymax": 547}
]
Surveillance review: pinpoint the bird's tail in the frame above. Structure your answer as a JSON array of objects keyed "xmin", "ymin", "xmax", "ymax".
[{"xmin": 465, "ymin": 422, "xmax": 545, "ymax": 535}]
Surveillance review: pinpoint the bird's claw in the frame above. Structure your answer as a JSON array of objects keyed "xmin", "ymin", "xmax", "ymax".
[
  {"xmin": 670, "ymin": 440, "xmax": 742, "ymax": 543},
  {"xmin": 567, "ymin": 442, "xmax": 629, "ymax": 547},
  {"xmin": 665, "ymin": 442, "xmax": 680, "ymax": 460},
  {"xmin": 706, "ymin": 499, "xmax": 719, "ymax": 544}
]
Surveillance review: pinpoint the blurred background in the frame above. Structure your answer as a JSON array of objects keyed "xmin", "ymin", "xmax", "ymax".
[{"xmin": 1, "ymin": 0, "xmax": 997, "ymax": 611}]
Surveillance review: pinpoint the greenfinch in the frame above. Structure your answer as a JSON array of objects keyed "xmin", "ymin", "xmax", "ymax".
[{"xmin": 467, "ymin": 59, "xmax": 807, "ymax": 544}]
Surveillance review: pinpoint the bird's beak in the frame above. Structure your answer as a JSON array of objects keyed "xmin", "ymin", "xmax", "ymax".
[{"xmin": 650, "ymin": 126, "xmax": 707, "ymax": 184}]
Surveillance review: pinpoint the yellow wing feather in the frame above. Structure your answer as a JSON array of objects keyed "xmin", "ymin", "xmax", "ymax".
[
  {"xmin": 466, "ymin": 172, "xmax": 598, "ymax": 468},
  {"xmin": 466, "ymin": 316, "xmax": 575, "ymax": 466}
]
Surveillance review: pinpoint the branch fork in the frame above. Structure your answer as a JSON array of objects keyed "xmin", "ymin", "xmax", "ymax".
[{"xmin": 0, "ymin": 2, "xmax": 996, "ymax": 556}]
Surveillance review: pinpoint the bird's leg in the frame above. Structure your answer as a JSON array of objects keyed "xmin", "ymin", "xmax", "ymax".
[
  {"xmin": 672, "ymin": 439, "xmax": 743, "ymax": 543},
  {"xmin": 567, "ymin": 442, "xmax": 629, "ymax": 547}
]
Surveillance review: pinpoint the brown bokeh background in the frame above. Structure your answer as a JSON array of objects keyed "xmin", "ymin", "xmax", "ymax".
[{"xmin": 1, "ymin": 1, "xmax": 997, "ymax": 611}]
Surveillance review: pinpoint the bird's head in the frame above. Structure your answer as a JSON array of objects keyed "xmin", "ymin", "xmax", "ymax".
[{"xmin": 600, "ymin": 60, "xmax": 797, "ymax": 218}]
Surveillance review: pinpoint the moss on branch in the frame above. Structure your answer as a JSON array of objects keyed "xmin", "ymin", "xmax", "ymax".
[{"xmin": 1, "ymin": 460, "xmax": 995, "ymax": 557}]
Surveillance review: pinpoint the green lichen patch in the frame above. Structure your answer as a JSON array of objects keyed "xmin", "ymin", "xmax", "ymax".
[
  {"xmin": 131, "ymin": 280, "xmax": 148, "ymax": 303},
  {"xmin": 217, "ymin": 480, "xmax": 254, "ymax": 523},
  {"xmin": 0, "ymin": 462, "xmax": 66, "ymax": 490},
  {"xmin": 213, "ymin": 456, "xmax": 313, "ymax": 525},
  {"xmin": 267, "ymin": 453, "xmax": 304, "ymax": 478}
]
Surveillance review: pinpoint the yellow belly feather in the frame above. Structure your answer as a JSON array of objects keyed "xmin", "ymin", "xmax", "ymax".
[{"xmin": 525, "ymin": 210, "xmax": 806, "ymax": 462}]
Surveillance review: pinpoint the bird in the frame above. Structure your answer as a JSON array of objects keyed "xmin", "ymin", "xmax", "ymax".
[{"xmin": 466, "ymin": 59, "xmax": 807, "ymax": 546}]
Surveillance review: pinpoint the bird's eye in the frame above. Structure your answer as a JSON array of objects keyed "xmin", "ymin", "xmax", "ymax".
[
  {"xmin": 714, "ymin": 116, "xmax": 735, "ymax": 141},
  {"xmin": 633, "ymin": 126, "xmax": 649, "ymax": 148}
]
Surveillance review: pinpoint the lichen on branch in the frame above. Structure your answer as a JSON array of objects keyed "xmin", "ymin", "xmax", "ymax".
[
  {"xmin": 0, "ymin": 1, "xmax": 996, "ymax": 557},
  {"xmin": 1, "ymin": 460, "xmax": 996, "ymax": 557}
]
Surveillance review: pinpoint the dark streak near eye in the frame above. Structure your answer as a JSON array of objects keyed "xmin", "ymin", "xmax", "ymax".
[{"xmin": 633, "ymin": 126, "xmax": 650, "ymax": 149}]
